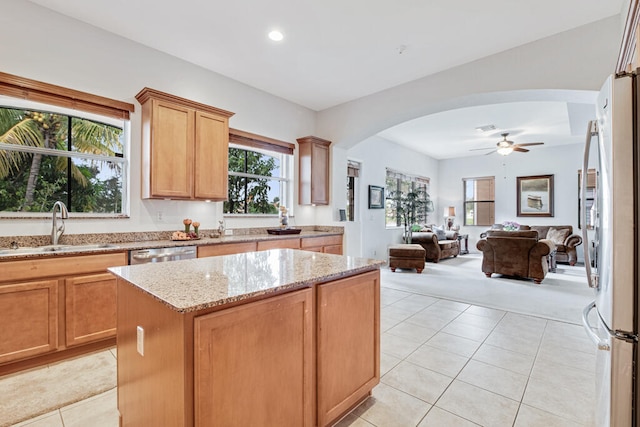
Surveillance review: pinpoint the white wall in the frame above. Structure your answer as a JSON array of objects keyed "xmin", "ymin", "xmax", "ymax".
[
  {"xmin": 347, "ymin": 136, "xmax": 439, "ymax": 259},
  {"xmin": 438, "ymin": 143, "xmax": 586, "ymax": 259}
]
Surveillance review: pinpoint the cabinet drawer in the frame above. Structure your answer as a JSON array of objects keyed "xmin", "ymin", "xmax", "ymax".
[
  {"xmin": 1, "ymin": 252, "xmax": 128, "ymax": 283},
  {"xmin": 323, "ymin": 245, "xmax": 343, "ymax": 255},
  {"xmin": 198, "ymin": 242, "xmax": 257, "ymax": 258},
  {"xmin": 257, "ymin": 238, "xmax": 300, "ymax": 251},
  {"xmin": 300, "ymin": 235, "xmax": 342, "ymax": 249}
]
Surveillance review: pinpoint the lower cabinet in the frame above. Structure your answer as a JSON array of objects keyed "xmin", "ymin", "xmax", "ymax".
[
  {"xmin": 317, "ymin": 270, "xmax": 380, "ymax": 426},
  {"xmin": 197, "ymin": 242, "xmax": 257, "ymax": 257},
  {"xmin": 0, "ymin": 280, "xmax": 58, "ymax": 364},
  {"xmin": 65, "ymin": 273, "xmax": 117, "ymax": 347},
  {"xmin": 301, "ymin": 235, "xmax": 343, "ymax": 255},
  {"xmin": 195, "ymin": 289, "xmax": 314, "ymax": 426}
]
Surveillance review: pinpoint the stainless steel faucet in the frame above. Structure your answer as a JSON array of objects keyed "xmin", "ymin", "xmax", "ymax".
[{"xmin": 51, "ymin": 201, "xmax": 69, "ymax": 245}]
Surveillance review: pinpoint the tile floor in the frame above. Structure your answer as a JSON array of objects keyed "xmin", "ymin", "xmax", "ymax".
[{"xmin": 11, "ymin": 285, "xmax": 596, "ymax": 427}]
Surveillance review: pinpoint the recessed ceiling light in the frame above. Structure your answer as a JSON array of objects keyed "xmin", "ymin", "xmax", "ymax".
[{"xmin": 268, "ymin": 30, "xmax": 284, "ymax": 42}]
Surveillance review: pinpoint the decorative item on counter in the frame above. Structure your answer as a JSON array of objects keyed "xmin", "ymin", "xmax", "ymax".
[
  {"xmin": 193, "ymin": 221, "xmax": 200, "ymax": 236},
  {"xmin": 279, "ymin": 205, "xmax": 289, "ymax": 229},
  {"xmin": 218, "ymin": 220, "xmax": 225, "ymax": 235},
  {"xmin": 183, "ymin": 218, "xmax": 192, "ymax": 233}
]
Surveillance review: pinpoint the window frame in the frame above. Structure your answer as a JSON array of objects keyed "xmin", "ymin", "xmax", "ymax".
[
  {"xmin": 0, "ymin": 97, "xmax": 131, "ymax": 218},
  {"xmin": 385, "ymin": 168, "xmax": 431, "ymax": 229},
  {"xmin": 463, "ymin": 176, "xmax": 495, "ymax": 226}
]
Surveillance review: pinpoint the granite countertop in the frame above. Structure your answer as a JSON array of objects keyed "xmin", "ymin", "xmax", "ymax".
[
  {"xmin": 109, "ymin": 249, "xmax": 382, "ymax": 313},
  {"xmin": 0, "ymin": 228, "xmax": 343, "ymax": 260}
]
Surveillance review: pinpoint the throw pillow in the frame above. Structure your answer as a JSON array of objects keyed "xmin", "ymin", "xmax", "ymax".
[
  {"xmin": 547, "ymin": 227, "xmax": 571, "ymax": 245},
  {"xmin": 433, "ymin": 226, "xmax": 447, "ymax": 240},
  {"xmin": 420, "ymin": 227, "xmax": 432, "ymax": 232}
]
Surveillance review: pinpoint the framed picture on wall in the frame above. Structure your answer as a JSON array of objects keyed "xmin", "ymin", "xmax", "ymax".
[
  {"xmin": 368, "ymin": 185, "xmax": 384, "ymax": 209},
  {"xmin": 517, "ymin": 174, "xmax": 554, "ymax": 217}
]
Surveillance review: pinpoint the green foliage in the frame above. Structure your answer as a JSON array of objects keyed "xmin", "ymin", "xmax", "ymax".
[
  {"xmin": 387, "ymin": 186, "xmax": 434, "ymax": 241},
  {"xmin": 224, "ymin": 147, "xmax": 280, "ymax": 214}
]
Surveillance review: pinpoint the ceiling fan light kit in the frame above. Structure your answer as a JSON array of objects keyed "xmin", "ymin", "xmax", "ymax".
[
  {"xmin": 497, "ymin": 146, "xmax": 513, "ymax": 156},
  {"xmin": 471, "ymin": 132, "xmax": 544, "ymax": 156}
]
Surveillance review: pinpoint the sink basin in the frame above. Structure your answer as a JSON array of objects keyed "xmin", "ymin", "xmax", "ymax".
[{"xmin": 0, "ymin": 243, "xmax": 120, "ymax": 256}]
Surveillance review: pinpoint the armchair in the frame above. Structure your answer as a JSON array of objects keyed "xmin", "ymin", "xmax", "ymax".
[
  {"xmin": 476, "ymin": 230, "xmax": 555, "ymax": 284},
  {"xmin": 529, "ymin": 225, "xmax": 582, "ymax": 266}
]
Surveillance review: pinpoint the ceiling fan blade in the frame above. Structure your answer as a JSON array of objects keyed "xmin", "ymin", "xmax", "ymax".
[
  {"xmin": 516, "ymin": 142, "xmax": 544, "ymax": 147},
  {"xmin": 484, "ymin": 150, "xmax": 496, "ymax": 155},
  {"xmin": 513, "ymin": 147, "xmax": 529, "ymax": 152},
  {"xmin": 469, "ymin": 147, "xmax": 495, "ymax": 151}
]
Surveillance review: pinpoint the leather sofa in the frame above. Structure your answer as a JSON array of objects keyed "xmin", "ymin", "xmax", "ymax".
[
  {"xmin": 410, "ymin": 229, "xmax": 460, "ymax": 263},
  {"xmin": 480, "ymin": 224, "xmax": 582, "ymax": 266},
  {"xmin": 476, "ymin": 230, "xmax": 555, "ymax": 284}
]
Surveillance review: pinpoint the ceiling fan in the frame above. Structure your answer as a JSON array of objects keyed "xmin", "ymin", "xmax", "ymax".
[{"xmin": 471, "ymin": 132, "xmax": 544, "ymax": 156}]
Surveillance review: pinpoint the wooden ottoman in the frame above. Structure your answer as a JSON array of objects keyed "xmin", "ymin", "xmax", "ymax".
[{"xmin": 388, "ymin": 244, "xmax": 426, "ymax": 273}]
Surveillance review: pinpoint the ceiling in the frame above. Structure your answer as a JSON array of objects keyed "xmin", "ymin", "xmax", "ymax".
[{"xmin": 28, "ymin": 0, "xmax": 624, "ymax": 158}]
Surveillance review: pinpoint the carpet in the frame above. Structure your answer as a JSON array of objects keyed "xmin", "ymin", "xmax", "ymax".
[
  {"xmin": 381, "ymin": 253, "xmax": 594, "ymax": 325},
  {"xmin": 0, "ymin": 349, "xmax": 116, "ymax": 426}
]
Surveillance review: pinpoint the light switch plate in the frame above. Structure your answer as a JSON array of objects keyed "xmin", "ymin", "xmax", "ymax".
[{"xmin": 136, "ymin": 326, "xmax": 144, "ymax": 356}]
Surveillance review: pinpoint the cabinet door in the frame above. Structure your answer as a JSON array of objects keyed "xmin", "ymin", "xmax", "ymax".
[
  {"xmin": 65, "ymin": 273, "xmax": 117, "ymax": 347},
  {"xmin": 317, "ymin": 270, "xmax": 380, "ymax": 426},
  {"xmin": 198, "ymin": 242, "xmax": 257, "ymax": 258},
  {"xmin": 150, "ymin": 100, "xmax": 194, "ymax": 198},
  {"xmin": 311, "ymin": 142, "xmax": 330, "ymax": 205},
  {"xmin": 194, "ymin": 111, "xmax": 228, "ymax": 200},
  {"xmin": 0, "ymin": 280, "xmax": 58, "ymax": 364},
  {"xmin": 257, "ymin": 238, "xmax": 300, "ymax": 251},
  {"xmin": 195, "ymin": 288, "xmax": 314, "ymax": 427}
]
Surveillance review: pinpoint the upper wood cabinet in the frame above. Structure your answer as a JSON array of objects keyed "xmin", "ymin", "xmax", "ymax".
[
  {"xmin": 297, "ymin": 136, "xmax": 331, "ymax": 205},
  {"xmin": 136, "ymin": 88, "xmax": 234, "ymax": 200}
]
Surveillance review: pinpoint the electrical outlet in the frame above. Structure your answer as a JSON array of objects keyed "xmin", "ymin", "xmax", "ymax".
[
  {"xmin": 136, "ymin": 326, "xmax": 144, "ymax": 356},
  {"xmin": 156, "ymin": 211, "xmax": 163, "ymax": 222}
]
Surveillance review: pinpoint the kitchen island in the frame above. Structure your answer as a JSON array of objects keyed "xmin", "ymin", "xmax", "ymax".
[{"xmin": 109, "ymin": 249, "xmax": 382, "ymax": 427}]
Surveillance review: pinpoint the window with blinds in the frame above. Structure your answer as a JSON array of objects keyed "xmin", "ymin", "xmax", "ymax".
[
  {"xmin": 385, "ymin": 168, "xmax": 431, "ymax": 228},
  {"xmin": 463, "ymin": 176, "xmax": 495, "ymax": 226},
  {"xmin": 346, "ymin": 160, "xmax": 360, "ymax": 221}
]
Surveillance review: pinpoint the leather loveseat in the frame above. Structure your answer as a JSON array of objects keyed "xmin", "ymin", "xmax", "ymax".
[
  {"xmin": 476, "ymin": 230, "xmax": 555, "ymax": 284},
  {"xmin": 410, "ymin": 229, "xmax": 460, "ymax": 263}
]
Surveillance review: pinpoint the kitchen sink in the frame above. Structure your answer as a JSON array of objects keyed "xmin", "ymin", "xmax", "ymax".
[{"xmin": 0, "ymin": 243, "xmax": 120, "ymax": 256}]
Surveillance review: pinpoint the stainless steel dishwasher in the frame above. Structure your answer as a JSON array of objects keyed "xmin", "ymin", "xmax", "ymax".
[{"xmin": 129, "ymin": 245, "xmax": 197, "ymax": 265}]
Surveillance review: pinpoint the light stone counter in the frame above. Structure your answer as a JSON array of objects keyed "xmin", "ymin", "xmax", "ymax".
[{"xmin": 109, "ymin": 249, "xmax": 382, "ymax": 313}]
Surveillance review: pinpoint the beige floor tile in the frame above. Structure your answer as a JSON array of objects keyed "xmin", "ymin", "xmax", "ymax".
[
  {"xmin": 351, "ymin": 383, "xmax": 431, "ymax": 427},
  {"xmin": 417, "ymin": 407, "xmax": 480, "ymax": 427},
  {"xmin": 381, "ymin": 361, "xmax": 453, "ymax": 404},
  {"xmin": 541, "ymin": 332, "xmax": 594, "ymax": 355},
  {"xmin": 450, "ymin": 312, "xmax": 502, "ymax": 329},
  {"xmin": 493, "ymin": 320, "xmax": 545, "ymax": 342},
  {"xmin": 382, "ymin": 305, "xmax": 415, "ymax": 322},
  {"xmin": 109, "ymin": 347, "xmax": 117, "ymax": 359},
  {"xmin": 60, "ymin": 389, "xmax": 118, "ymax": 427},
  {"xmin": 440, "ymin": 321, "xmax": 492, "ymax": 342},
  {"xmin": 436, "ymin": 380, "xmax": 519, "ymax": 427},
  {"xmin": 380, "ymin": 289, "xmax": 412, "ymax": 306},
  {"xmin": 10, "ymin": 411, "xmax": 63, "ymax": 427},
  {"xmin": 543, "ymin": 319, "xmax": 588, "ymax": 338},
  {"xmin": 386, "ymin": 322, "xmax": 438, "ymax": 344},
  {"xmin": 389, "ymin": 297, "xmax": 437, "ymax": 314},
  {"xmin": 403, "ymin": 294, "xmax": 440, "ymax": 307},
  {"xmin": 332, "ymin": 412, "xmax": 375, "ymax": 427},
  {"xmin": 405, "ymin": 311, "xmax": 456, "ymax": 330},
  {"xmin": 380, "ymin": 352, "xmax": 402, "ymax": 376},
  {"xmin": 431, "ymin": 299, "xmax": 470, "ymax": 312},
  {"xmin": 380, "ymin": 333, "xmax": 423, "ymax": 359},
  {"xmin": 529, "ymin": 358, "xmax": 596, "ymax": 393},
  {"xmin": 381, "ymin": 316, "xmax": 403, "ymax": 333},
  {"xmin": 484, "ymin": 330, "xmax": 541, "ymax": 356},
  {"xmin": 536, "ymin": 342, "xmax": 596, "ymax": 372},
  {"xmin": 406, "ymin": 344, "xmax": 469, "ymax": 378},
  {"xmin": 472, "ymin": 343, "xmax": 535, "ymax": 376},
  {"xmin": 522, "ymin": 375, "xmax": 595, "ymax": 425},
  {"xmin": 463, "ymin": 305, "xmax": 506, "ymax": 320},
  {"xmin": 424, "ymin": 332, "xmax": 481, "ymax": 357},
  {"xmin": 514, "ymin": 404, "xmax": 585, "ymax": 427},
  {"xmin": 457, "ymin": 360, "xmax": 528, "ymax": 401}
]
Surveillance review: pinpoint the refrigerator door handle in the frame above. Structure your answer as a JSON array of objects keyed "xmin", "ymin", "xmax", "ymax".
[
  {"xmin": 582, "ymin": 301, "xmax": 610, "ymax": 351},
  {"xmin": 581, "ymin": 120, "xmax": 598, "ymax": 289}
]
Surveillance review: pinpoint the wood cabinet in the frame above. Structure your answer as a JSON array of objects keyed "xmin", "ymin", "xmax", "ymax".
[
  {"xmin": 195, "ymin": 289, "xmax": 314, "ymax": 427},
  {"xmin": 116, "ymin": 268, "xmax": 379, "ymax": 427},
  {"xmin": 0, "ymin": 252, "xmax": 127, "ymax": 375},
  {"xmin": 65, "ymin": 273, "xmax": 117, "ymax": 347},
  {"xmin": 297, "ymin": 136, "xmax": 331, "ymax": 205},
  {"xmin": 198, "ymin": 242, "xmax": 257, "ymax": 258},
  {"xmin": 257, "ymin": 237, "xmax": 300, "ymax": 251},
  {"xmin": 301, "ymin": 235, "xmax": 343, "ymax": 255},
  {"xmin": 317, "ymin": 270, "xmax": 380, "ymax": 426},
  {"xmin": 136, "ymin": 88, "xmax": 234, "ymax": 200},
  {"xmin": 0, "ymin": 280, "xmax": 58, "ymax": 364}
]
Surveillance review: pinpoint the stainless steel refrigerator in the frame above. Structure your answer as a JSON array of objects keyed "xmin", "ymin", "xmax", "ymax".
[{"xmin": 581, "ymin": 72, "xmax": 638, "ymax": 427}]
